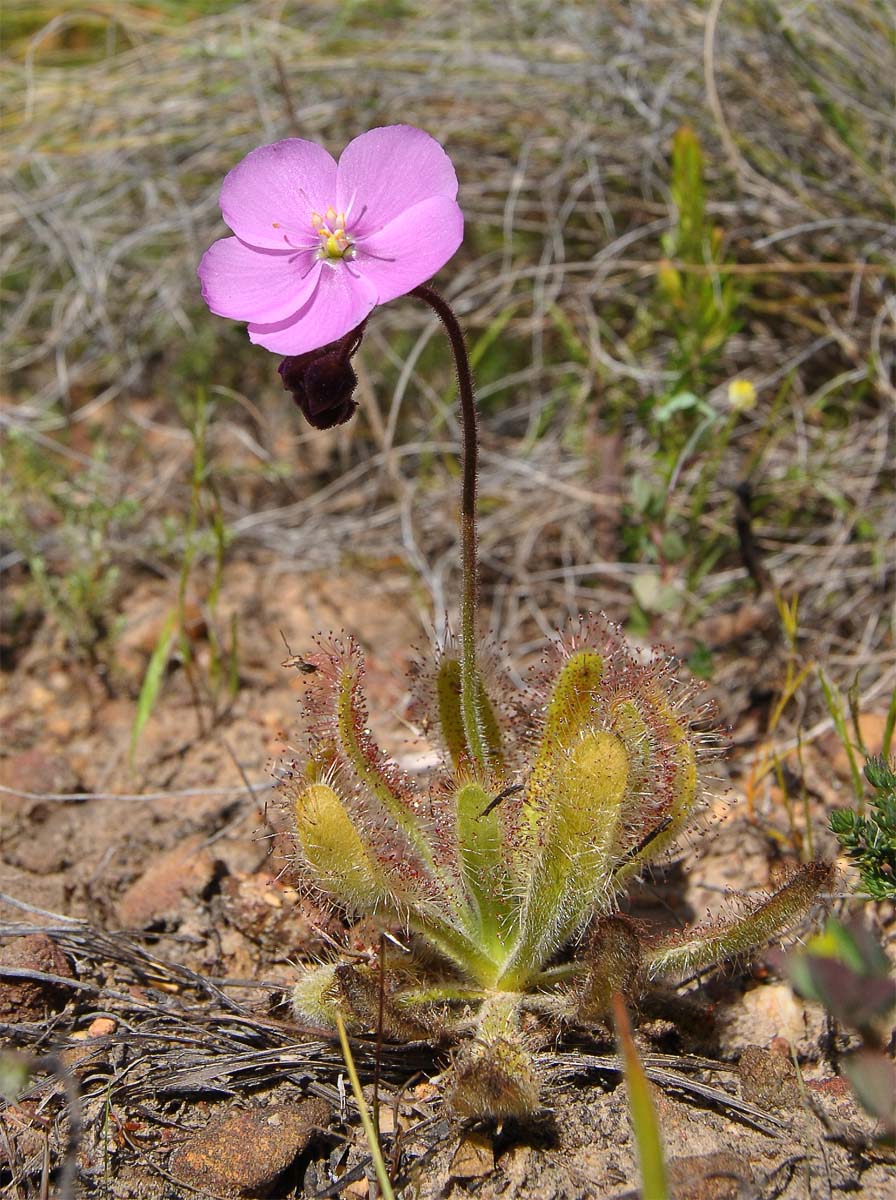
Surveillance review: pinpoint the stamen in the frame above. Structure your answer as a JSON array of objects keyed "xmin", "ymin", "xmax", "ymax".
[{"xmin": 283, "ymin": 232, "xmax": 319, "ymax": 251}]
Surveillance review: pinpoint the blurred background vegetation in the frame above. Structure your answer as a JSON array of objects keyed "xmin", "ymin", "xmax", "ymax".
[{"xmin": 2, "ymin": 0, "xmax": 894, "ymax": 723}]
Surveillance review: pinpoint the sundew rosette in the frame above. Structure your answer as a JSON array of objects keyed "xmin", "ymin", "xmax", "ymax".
[{"xmin": 281, "ymin": 616, "xmax": 832, "ymax": 1119}]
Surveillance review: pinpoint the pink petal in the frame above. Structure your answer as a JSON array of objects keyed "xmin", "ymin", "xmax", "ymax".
[
  {"xmin": 220, "ymin": 139, "xmax": 338, "ymax": 250},
  {"xmin": 247, "ymin": 263, "xmax": 378, "ymax": 355},
  {"xmin": 355, "ymin": 195, "xmax": 463, "ymax": 303},
  {"xmin": 336, "ymin": 125, "xmax": 458, "ymax": 237},
  {"xmin": 198, "ymin": 237, "xmax": 322, "ymax": 324}
]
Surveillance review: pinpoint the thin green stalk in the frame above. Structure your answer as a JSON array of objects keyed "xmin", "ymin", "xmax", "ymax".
[
  {"xmin": 612, "ymin": 994, "xmax": 669, "ymax": 1200},
  {"xmin": 411, "ymin": 284, "xmax": 489, "ymax": 775},
  {"xmin": 881, "ymin": 686, "xmax": 896, "ymax": 761},
  {"xmin": 335, "ymin": 1016, "xmax": 396, "ymax": 1200},
  {"xmin": 819, "ymin": 668, "xmax": 865, "ymax": 809}
]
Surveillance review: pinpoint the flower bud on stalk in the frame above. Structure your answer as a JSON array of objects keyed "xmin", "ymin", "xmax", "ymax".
[{"xmin": 278, "ymin": 323, "xmax": 366, "ymax": 429}]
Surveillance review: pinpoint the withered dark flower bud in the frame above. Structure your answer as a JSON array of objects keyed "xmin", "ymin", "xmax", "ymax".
[{"xmin": 278, "ymin": 322, "xmax": 366, "ymax": 430}]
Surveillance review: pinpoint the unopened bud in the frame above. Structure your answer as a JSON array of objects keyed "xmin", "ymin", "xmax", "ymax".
[
  {"xmin": 578, "ymin": 915, "xmax": 644, "ymax": 1019},
  {"xmin": 279, "ymin": 322, "xmax": 365, "ymax": 429}
]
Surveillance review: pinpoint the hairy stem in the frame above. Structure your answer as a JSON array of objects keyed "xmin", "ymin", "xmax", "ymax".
[{"xmin": 411, "ymin": 283, "xmax": 488, "ymax": 774}]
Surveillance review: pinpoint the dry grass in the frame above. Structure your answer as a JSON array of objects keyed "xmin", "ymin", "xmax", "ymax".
[{"xmin": 3, "ymin": 3, "xmax": 893, "ymax": 671}]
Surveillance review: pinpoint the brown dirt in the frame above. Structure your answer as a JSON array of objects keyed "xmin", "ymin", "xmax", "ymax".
[{"xmin": 1, "ymin": 547, "xmax": 893, "ymax": 1198}]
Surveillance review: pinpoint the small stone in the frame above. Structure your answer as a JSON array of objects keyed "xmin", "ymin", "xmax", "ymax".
[
  {"xmin": 0, "ymin": 749, "xmax": 80, "ymax": 796},
  {"xmin": 716, "ymin": 983, "xmax": 822, "ymax": 1056},
  {"xmin": 171, "ymin": 1099, "xmax": 330, "ymax": 1199},
  {"xmin": 666, "ymin": 1152, "xmax": 754, "ymax": 1200},
  {"xmin": 117, "ymin": 835, "xmax": 220, "ymax": 928},
  {"xmin": 25, "ymin": 684, "xmax": 54, "ymax": 711},
  {"xmin": 87, "ymin": 1017, "xmax": 116, "ymax": 1038},
  {"xmin": 738, "ymin": 1044, "xmax": 802, "ymax": 1110},
  {"xmin": 0, "ymin": 934, "xmax": 76, "ymax": 1021},
  {"xmin": 45, "ymin": 717, "xmax": 73, "ymax": 739}
]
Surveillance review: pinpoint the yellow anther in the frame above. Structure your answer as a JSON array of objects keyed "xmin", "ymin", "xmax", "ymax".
[{"xmin": 312, "ymin": 203, "xmax": 354, "ymax": 259}]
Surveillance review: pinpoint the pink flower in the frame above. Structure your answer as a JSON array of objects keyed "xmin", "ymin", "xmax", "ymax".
[{"xmin": 198, "ymin": 125, "xmax": 463, "ymax": 356}]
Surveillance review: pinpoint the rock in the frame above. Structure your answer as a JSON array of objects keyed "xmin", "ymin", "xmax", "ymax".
[
  {"xmin": 715, "ymin": 982, "xmax": 824, "ymax": 1057},
  {"xmin": 613, "ymin": 1152, "xmax": 755, "ymax": 1200},
  {"xmin": 170, "ymin": 1099, "xmax": 330, "ymax": 1198},
  {"xmin": 738, "ymin": 1044, "xmax": 802, "ymax": 1110},
  {"xmin": 0, "ymin": 748, "xmax": 80, "ymax": 799},
  {"xmin": 117, "ymin": 834, "xmax": 220, "ymax": 928},
  {"xmin": 667, "ymin": 1152, "xmax": 754, "ymax": 1200},
  {"xmin": 0, "ymin": 751, "xmax": 81, "ymax": 830},
  {"xmin": 0, "ymin": 933, "xmax": 76, "ymax": 1020},
  {"xmin": 87, "ymin": 1017, "xmax": 117, "ymax": 1037}
]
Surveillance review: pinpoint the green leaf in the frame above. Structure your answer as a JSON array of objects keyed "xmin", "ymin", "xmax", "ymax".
[
  {"xmin": 632, "ymin": 572, "xmax": 680, "ymax": 615},
  {"xmin": 630, "ymin": 474, "xmax": 657, "ymax": 514},
  {"xmin": 612, "ymin": 994, "xmax": 669, "ymax": 1200},
  {"xmin": 653, "ymin": 392, "xmax": 702, "ymax": 423},
  {"xmin": 0, "ymin": 1053, "xmax": 31, "ymax": 1103},
  {"xmin": 687, "ymin": 642, "xmax": 714, "ymax": 680},
  {"xmin": 130, "ymin": 609, "xmax": 177, "ymax": 762}
]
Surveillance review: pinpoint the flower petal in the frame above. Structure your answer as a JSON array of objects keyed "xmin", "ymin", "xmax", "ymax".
[
  {"xmin": 337, "ymin": 125, "xmax": 458, "ymax": 237},
  {"xmin": 220, "ymin": 139, "xmax": 338, "ymax": 249},
  {"xmin": 247, "ymin": 263, "xmax": 378, "ymax": 355},
  {"xmin": 356, "ymin": 195, "xmax": 463, "ymax": 303},
  {"xmin": 198, "ymin": 237, "xmax": 322, "ymax": 324}
]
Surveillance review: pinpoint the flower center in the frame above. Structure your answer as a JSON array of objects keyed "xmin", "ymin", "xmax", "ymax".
[{"xmin": 311, "ymin": 206, "xmax": 355, "ymax": 260}]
